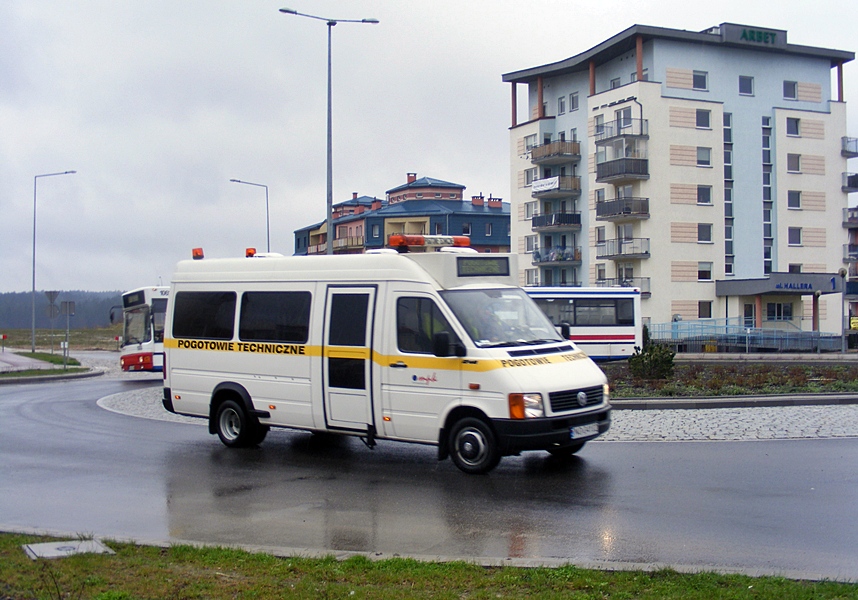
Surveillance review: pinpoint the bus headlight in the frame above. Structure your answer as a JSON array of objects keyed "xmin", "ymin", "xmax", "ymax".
[{"xmin": 509, "ymin": 393, "xmax": 544, "ymax": 419}]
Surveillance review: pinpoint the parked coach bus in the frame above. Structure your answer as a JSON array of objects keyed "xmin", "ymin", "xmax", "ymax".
[
  {"xmin": 162, "ymin": 239, "xmax": 611, "ymax": 474},
  {"xmin": 525, "ymin": 286, "xmax": 642, "ymax": 362},
  {"xmin": 119, "ymin": 286, "xmax": 169, "ymax": 372}
]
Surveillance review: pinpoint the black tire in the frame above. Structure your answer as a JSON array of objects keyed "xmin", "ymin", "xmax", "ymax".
[
  {"xmin": 547, "ymin": 441, "xmax": 586, "ymax": 458},
  {"xmin": 449, "ymin": 417, "xmax": 501, "ymax": 474},
  {"xmin": 215, "ymin": 399, "xmax": 264, "ymax": 448}
]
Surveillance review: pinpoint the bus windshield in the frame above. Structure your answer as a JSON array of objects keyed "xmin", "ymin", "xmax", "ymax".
[
  {"xmin": 123, "ymin": 306, "xmax": 152, "ymax": 346},
  {"xmin": 440, "ymin": 288, "xmax": 563, "ymax": 348}
]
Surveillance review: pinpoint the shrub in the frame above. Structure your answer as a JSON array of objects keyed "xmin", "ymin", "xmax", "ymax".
[{"xmin": 628, "ymin": 343, "xmax": 675, "ymax": 380}]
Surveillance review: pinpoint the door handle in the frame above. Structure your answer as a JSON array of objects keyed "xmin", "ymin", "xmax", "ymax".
[{"xmin": 390, "ymin": 361, "xmax": 408, "ymax": 368}]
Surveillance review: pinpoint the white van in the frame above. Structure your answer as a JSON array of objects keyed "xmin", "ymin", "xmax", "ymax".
[{"xmin": 162, "ymin": 243, "xmax": 610, "ymax": 474}]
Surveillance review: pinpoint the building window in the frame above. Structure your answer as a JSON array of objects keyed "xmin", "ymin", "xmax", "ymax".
[
  {"xmin": 696, "ymin": 109, "xmax": 711, "ymax": 129},
  {"xmin": 698, "ymin": 301, "xmax": 712, "ymax": 319},
  {"xmin": 787, "ymin": 154, "xmax": 801, "ymax": 173},
  {"xmin": 697, "ymin": 147, "xmax": 711, "ymax": 167},
  {"xmin": 788, "ymin": 190, "xmax": 802, "ymax": 209},
  {"xmin": 630, "ymin": 69, "xmax": 649, "ymax": 82},
  {"xmin": 595, "ymin": 226, "xmax": 606, "ymax": 245},
  {"xmin": 525, "ymin": 201, "xmax": 537, "ymax": 220},
  {"xmin": 698, "ymin": 223, "xmax": 713, "ymax": 243},
  {"xmin": 525, "ymin": 269, "xmax": 538, "ymax": 286},
  {"xmin": 570, "ymin": 128, "xmax": 578, "ymax": 141},
  {"xmin": 788, "ymin": 264, "xmax": 802, "ymax": 274},
  {"xmin": 525, "ymin": 235, "xmax": 536, "ymax": 252},
  {"xmin": 372, "ymin": 224, "xmax": 380, "ymax": 238},
  {"xmin": 784, "ymin": 80, "xmax": 798, "ymax": 100},
  {"xmin": 485, "ymin": 223, "xmax": 492, "ymax": 237},
  {"xmin": 525, "ymin": 167, "xmax": 537, "ymax": 186},
  {"xmin": 570, "ymin": 92, "xmax": 579, "ymax": 112},
  {"xmin": 739, "ymin": 75, "xmax": 754, "ymax": 95},
  {"xmin": 786, "ymin": 117, "xmax": 800, "ymax": 136},
  {"xmin": 595, "ymin": 188, "xmax": 606, "ymax": 203},
  {"xmin": 524, "ymin": 134, "xmax": 537, "ymax": 151},
  {"xmin": 698, "ymin": 262, "xmax": 713, "ymax": 281},
  {"xmin": 596, "ymin": 263, "xmax": 606, "ymax": 281},
  {"xmin": 594, "ymin": 114, "xmax": 605, "ymax": 136},
  {"xmin": 788, "ymin": 227, "xmax": 802, "ymax": 246},
  {"xmin": 610, "ymin": 77, "xmax": 621, "ymax": 89},
  {"xmin": 558, "ymin": 96, "xmax": 566, "ymax": 115},
  {"xmin": 692, "ymin": 70, "xmax": 708, "ymax": 90},
  {"xmin": 462, "ymin": 223, "xmax": 471, "ymax": 236},
  {"xmin": 767, "ymin": 302, "xmax": 793, "ymax": 321}
]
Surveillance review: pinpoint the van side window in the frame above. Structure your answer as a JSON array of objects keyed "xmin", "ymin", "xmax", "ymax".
[
  {"xmin": 239, "ymin": 292, "xmax": 311, "ymax": 343},
  {"xmin": 396, "ymin": 297, "xmax": 457, "ymax": 354},
  {"xmin": 172, "ymin": 291, "xmax": 236, "ymax": 340}
]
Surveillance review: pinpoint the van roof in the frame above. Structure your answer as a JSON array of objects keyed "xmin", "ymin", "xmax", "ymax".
[{"xmin": 172, "ymin": 252, "xmax": 520, "ymax": 290}]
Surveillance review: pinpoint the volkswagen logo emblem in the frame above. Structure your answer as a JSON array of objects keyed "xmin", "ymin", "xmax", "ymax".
[{"xmin": 577, "ymin": 391, "xmax": 588, "ymax": 407}]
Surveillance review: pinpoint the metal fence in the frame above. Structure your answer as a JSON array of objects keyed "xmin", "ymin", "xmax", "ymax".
[{"xmin": 649, "ymin": 318, "xmax": 842, "ymax": 353}]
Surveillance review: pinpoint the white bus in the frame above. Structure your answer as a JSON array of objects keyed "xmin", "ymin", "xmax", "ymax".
[
  {"xmin": 119, "ymin": 286, "xmax": 170, "ymax": 372},
  {"xmin": 162, "ymin": 240, "xmax": 611, "ymax": 474},
  {"xmin": 525, "ymin": 287, "xmax": 642, "ymax": 362}
]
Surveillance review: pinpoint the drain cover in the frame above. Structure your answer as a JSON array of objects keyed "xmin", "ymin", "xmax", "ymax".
[{"xmin": 22, "ymin": 539, "xmax": 115, "ymax": 560}]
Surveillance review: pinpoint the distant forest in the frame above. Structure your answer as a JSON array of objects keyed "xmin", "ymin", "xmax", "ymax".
[{"xmin": 0, "ymin": 291, "xmax": 123, "ymax": 329}]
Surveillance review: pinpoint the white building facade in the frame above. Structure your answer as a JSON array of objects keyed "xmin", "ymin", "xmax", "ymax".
[{"xmin": 504, "ymin": 23, "xmax": 855, "ymax": 333}]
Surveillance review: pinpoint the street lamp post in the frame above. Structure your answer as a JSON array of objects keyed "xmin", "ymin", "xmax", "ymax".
[
  {"xmin": 279, "ymin": 7, "xmax": 378, "ymax": 255},
  {"xmin": 230, "ymin": 179, "xmax": 270, "ymax": 252},
  {"xmin": 32, "ymin": 170, "xmax": 76, "ymax": 353}
]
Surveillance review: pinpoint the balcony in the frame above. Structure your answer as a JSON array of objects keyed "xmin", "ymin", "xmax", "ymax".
[
  {"xmin": 531, "ymin": 211, "xmax": 582, "ymax": 232},
  {"xmin": 594, "ymin": 118, "xmax": 648, "ymax": 144},
  {"xmin": 596, "ymin": 238, "xmax": 650, "ymax": 260},
  {"xmin": 306, "ymin": 242, "xmax": 327, "ymax": 255},
  {"xmin": 530, "ymin": 140, "xmax": 581, "ymax": 165},
  {"xmin": 531, "ymin": 245, "xmax": 583, "ymax": 266},
  {"xmin": 843, "ymin": 207, "xmax": 858, "ymax": 228},
  {"xmin": 595, "ymin": 197, "xmax": 650, "ymax": 221},
  {"xmin": 531, "ymin": 176, "xmax": 582, "ymax": 198},
  {"xmin": 843, "ymin": 137, "xmax": 858, "ymax": 158},
  {"xmin": 846, "ymin": 281, "xmax": 858, "ymax": 299},
  {"xmin": 595, "ymin": 158, "xmax": 649, "ymax": 183},
  {"xmin": 333, "ymin": 236, "xmax": 365, "ymax": 251},
  {"xmin": 843, "ymin": 172, "xmax": 858, "ymax": 193},
  {"xmin": 844, "ymin": 244, "xmax": 858, "ymax": 263},
  {"xmin": 595, "ymin": 277, "xmax": 651, "ymax": 297}
]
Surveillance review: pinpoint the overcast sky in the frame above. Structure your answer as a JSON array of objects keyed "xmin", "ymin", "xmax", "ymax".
[{"xmin": 1, "ymin": 0, "xmax": 856, "ymax": 293}]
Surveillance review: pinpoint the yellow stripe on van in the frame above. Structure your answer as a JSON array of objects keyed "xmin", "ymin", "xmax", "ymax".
[{"xmin": 166, "ymin": 338, "xmax": 588, "ymax": 371}]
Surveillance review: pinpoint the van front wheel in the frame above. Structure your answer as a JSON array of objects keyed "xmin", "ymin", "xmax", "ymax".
[
  {"xmin": 216, "ymin": 399, "xmax": 265, "ymax": 448},
  {"xmin": 449, "ymin": 417, "xmax": 500, "ymax": 474}
]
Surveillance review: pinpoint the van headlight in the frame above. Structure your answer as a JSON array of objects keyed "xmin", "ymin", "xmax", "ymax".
[{"xmin": 508, "ymin": 393, "xmax": 544, "ymax": 419}]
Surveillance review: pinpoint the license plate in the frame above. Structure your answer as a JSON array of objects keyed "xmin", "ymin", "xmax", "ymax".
[{"xmin": 571, "ymin": 422, "xmax": 599, "ymax": 439}]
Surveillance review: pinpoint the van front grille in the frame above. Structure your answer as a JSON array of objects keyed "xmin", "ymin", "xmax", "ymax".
[{"xmin": 549, "ymin": 386, "xmax": 604, "ymax": 413}]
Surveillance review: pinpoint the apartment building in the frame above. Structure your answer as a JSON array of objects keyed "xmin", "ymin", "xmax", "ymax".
[
  {"xmin": 294, "ymin": 173, "xmax": 510, "ymax": 255},
  {"xmin": 503, "ymin": 23, "xmax": 854, "ymax": 332}
]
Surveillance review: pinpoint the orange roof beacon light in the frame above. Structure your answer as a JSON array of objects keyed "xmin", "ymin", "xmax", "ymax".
[
  {"xmin": 387, "ymin": 234, "xmax": 471, "ymax": 252},
  {"xmin": 192, "ymin": 248, "xmax": 204, "ymax": 260},
  {"xmin": 246, "ymin": 247, "xmax": 257, "ymax": 258}
]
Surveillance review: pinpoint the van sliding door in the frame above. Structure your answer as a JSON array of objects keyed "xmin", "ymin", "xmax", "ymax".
[{"xmin": 322, "ymin": 286, "xmax": 376, "ymax": 432}]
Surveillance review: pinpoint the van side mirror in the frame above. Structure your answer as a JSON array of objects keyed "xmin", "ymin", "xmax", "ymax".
[
  {"xmin": 433, "ymin": 332, "xmax": 466, "ymax": 358},
  {"xmin": 561, "ymin": 323, "xmax": 571, "ymax": 339}
]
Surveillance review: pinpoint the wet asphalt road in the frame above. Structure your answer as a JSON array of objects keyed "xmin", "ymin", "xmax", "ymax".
[{"xmin": 2, "ymin": 377, "xmax": 857, "ymax": 581}]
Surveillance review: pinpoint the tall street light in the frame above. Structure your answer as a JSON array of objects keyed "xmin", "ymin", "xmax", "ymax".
[
  {"xmin": 32, "ymin": 170, "xmax": 76, "ymax": 353},
  {"xmin": 279, "ymin": 7, "xmax": 378, "ymax": 255},
  {"xmin": 230, "ymin": 179, "xmax": 270, "ymax": 252}
]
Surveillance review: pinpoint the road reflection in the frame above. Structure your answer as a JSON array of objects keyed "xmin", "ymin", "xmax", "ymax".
[{"xmin": 165, "ymin": 430, "xmax": 614, "ymax": 560}]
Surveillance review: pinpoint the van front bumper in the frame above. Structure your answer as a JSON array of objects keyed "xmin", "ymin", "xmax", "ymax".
[{"xmin": 492, "ymin": 405, "xmax": 611, "ymax": 455}]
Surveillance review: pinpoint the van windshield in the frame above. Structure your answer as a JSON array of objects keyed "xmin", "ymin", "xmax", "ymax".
[{"xmin": 440, "ymin": 288, "xmax": 564, "ymax": 348}]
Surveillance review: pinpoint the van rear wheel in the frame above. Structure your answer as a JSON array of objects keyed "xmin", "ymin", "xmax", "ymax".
[
  {"xmin": 449, "ymin": 417, "xmax": 500, "ymax": 474},
  {"xmin": 216, "ymin": 399, "xmax": 265, "ymax": 448}
]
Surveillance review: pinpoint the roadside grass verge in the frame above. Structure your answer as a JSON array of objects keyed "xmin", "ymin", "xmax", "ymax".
[
  {"xmin": 2, "ymin": 533, "xmax": 855, "ymax": 600},
  {"xmin": 603, "ymin": 362, "xmax": 858, "ymax": 398}
]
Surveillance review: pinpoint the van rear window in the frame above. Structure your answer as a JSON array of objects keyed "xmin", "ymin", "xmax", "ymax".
[
  {"xmin": 239, "ymin": 292, "xmax": 311, "ymax": 343},
  {"xmin": 172, "ymin": 292, "xmax": 236, "ymax": 340}
]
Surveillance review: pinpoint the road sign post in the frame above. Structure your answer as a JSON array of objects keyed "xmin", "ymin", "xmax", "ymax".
[{"xmin": 61, "ymin": 301, "xmax": 75, "ymax": 369}]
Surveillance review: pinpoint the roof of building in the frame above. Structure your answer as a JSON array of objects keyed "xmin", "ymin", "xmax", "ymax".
[
  {"xmin": 386, "ymin": 176, "xmax": 465, "ymax": 194},
  {"xmin": 333, "ymin": 195, "xmax": 382, "ymax": 209},
  {"xmin": 502, "ymin": 23, "xmax": 854, "ymax": 84},
  {"xmin": 330, "ymin": 199, "xmax": 509, "ymax": 226}
]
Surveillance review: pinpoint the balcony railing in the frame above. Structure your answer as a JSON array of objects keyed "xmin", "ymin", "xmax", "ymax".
[
  {"xmin": 531, "ymin": 211, "xmax": 582, "ymax": 231},
  {"xmin": 843, "ymin": 137, "xmax": 858, "ymax": 158},
  {"xmin": 843, "ymin": 207, "xmax": 858, "ymax": 228},
  {"xmin": 527, "ymin": 281, "xmax": 583, "ymax": 288},
  {"xmin": 595, "ymin": 158, "xmax": 649, "ymax": 182},
  {"xmin": 844, "ymin": 244, "xmax": 858, "ymax": 262},
  {"xmin": 333, "ymin": 236, "xmax": 365, "ymax": 250},
  {"xmin": 307, "ymin": 242, "xmax": 328, "ymax": 255},
  {"xmin": 594, "ymin": 118, "xmax": 648, "ymax": 143},
  {"xmin": 843, "ymin": 172, "xmax": 858, "ymax": 193},
  {"xmin": 531, "ymin": 245, "xmax": 582, "ymax": 265},
  {"xmin": 594, "ymin": 277, "xmax": 651, "ymax": 296},
  {"xmin": 596, "ymin": 238, "xmax": 650, "ymax": 260},
  {"xmin": 530, "ymin": 140, "xmax": 581, "ymax": 165},
  {"xmin": 531, "ymin": 175, "xmax": 582, "ymax": 198},
  {"xmin": 595, "ymin": 197, "xmax": 650, "ymax": 221}
]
